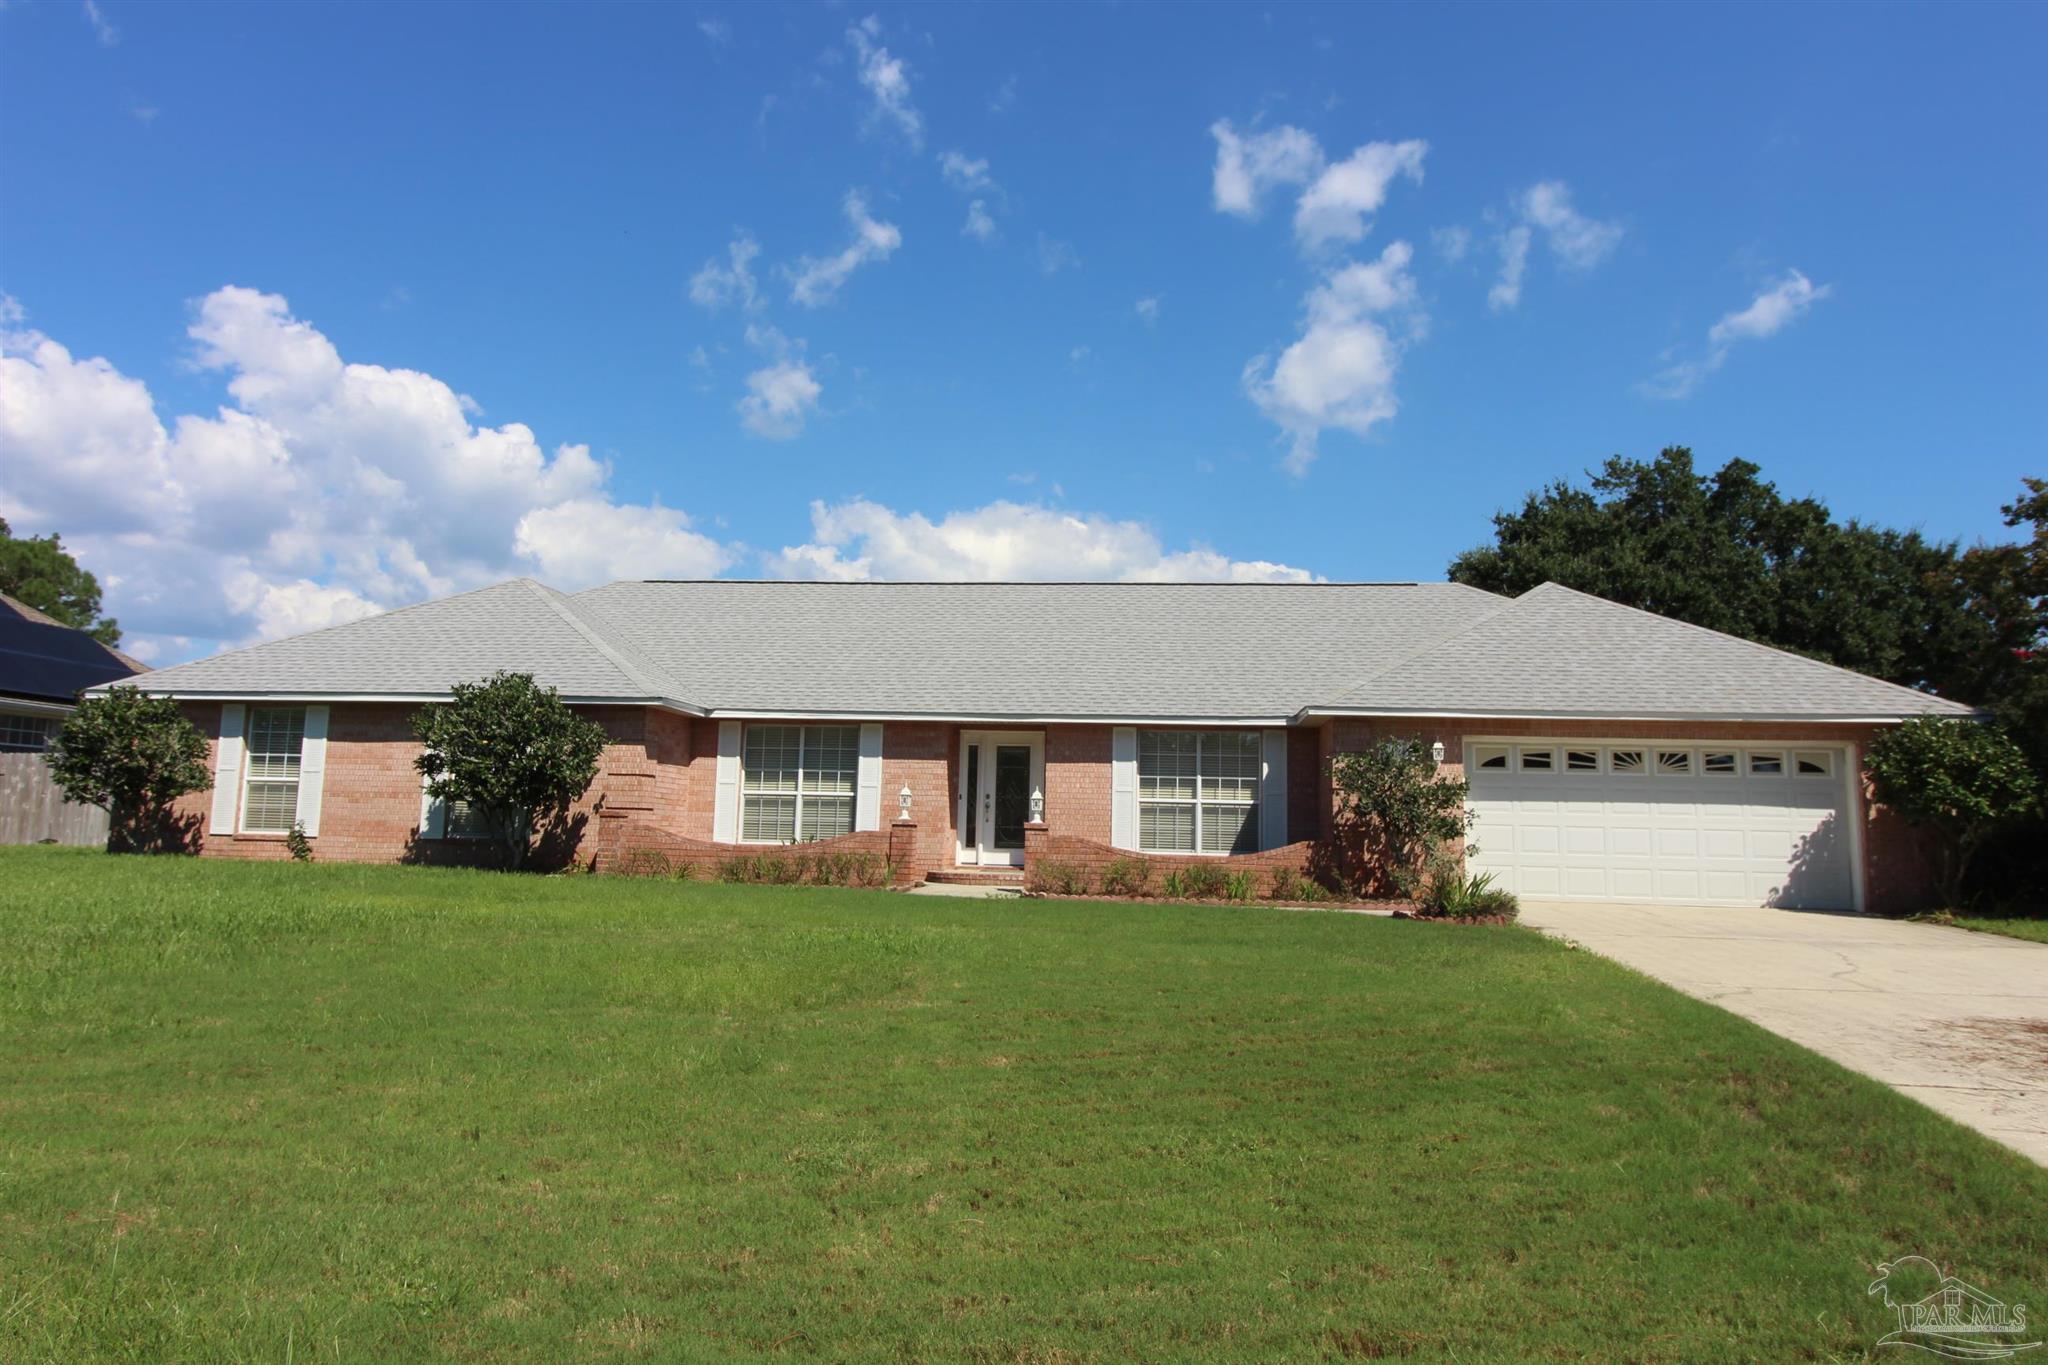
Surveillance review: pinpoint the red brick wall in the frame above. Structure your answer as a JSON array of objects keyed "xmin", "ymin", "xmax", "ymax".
[
  {"xmin": 884, "ymin": 721, "xmax": 956, "ymax": 872},
  {"xmin": 1043, "ymin": 724, "xmax": 1113, "ymax": 844},
  {"xmin": 169, "ymin": 702, "xmax": 1938, "ymax": 910},
  {"xmin": 178, "ymin": 701, "xmax": 666, "ymax": 869}
]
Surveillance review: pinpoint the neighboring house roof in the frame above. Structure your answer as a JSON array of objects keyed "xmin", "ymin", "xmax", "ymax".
[
  {"xmin": 0, "ymin": 593, "xmax": 144, "ymax": 705},
  {"xmin": 1316, "ymin": 582, "xmax": 1972, "ymax": 720},
  {"xmin": 105, "ymin": 577, "xmax": 1974, "ymax": 723}
]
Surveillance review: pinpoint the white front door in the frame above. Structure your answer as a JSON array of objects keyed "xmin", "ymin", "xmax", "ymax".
[
  {"xmin": 1465, "ymin": 739, "xmax": 1859, "ymax": 909},
  {"xmin": 957, "ymin": 731, "xmax": 1045, "ymax": 866}
]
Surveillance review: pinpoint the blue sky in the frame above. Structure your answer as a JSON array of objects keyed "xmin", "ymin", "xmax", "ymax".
[{"xmin": 1, "ymin": 1, "xmax": 2042, "ymax": 663}]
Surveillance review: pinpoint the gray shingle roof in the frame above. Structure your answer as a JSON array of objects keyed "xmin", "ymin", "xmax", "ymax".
[
  {"xmin": 111, "ymin": 577, "xmax": 1973, "ymax": 721},
  {"xmin": 116, "ymin": 579, "xmax": 677, "ymax": 702},
  {"xmin": 571, "ymin": 580, "xmax": 1504, "ymax": 719},
  {"xmin": 1318, "ymin": 582, "xmax": 1973, "ymax": 719}
]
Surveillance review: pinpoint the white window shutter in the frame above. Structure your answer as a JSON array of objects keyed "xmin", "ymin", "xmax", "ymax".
[
  {"xmin": 712, "ymin": 721, "xmax": 743, "ymax": 843},
  {"xmin": 294, "ymin": 705, "xmax": 329, "ymax": 836},
  {"xmin": 855, "ymin": 723, "xmax": 884, "ymax": 830},
  {"xmin": 208, "ymin": 703, "xmax": 245, "ymax": 835},
  {"xmin": 1110, "ymin": 726, "xmax": 1138, "ymax": 850},
  {"xmin": 1259, "ymin": 728, "xmax": 1289, "ymax": 851},
  {"xmin": 418, "ymin": 761, "xmax": 447, "ymax": 841}
]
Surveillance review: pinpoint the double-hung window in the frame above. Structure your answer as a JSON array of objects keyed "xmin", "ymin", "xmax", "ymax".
[
  {"xmin": 242, "ymin": 707, "xmax": 306, "ymax": 832},
  {"xmin": 741, "ymin": 724, "xmax": 858, "ymax": 842},
  {"xmin": 1138, "ymin": 729, "xmax": 1260, "ymax": 854},
  {"xmin": 0, "ymin": 715, "xmax": 52, "ymax": 752}
]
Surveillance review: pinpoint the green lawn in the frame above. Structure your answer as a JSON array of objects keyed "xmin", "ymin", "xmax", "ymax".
[
  {"xmin": 2, "ymin": 849, "xmax": 2041, "ymax": 1361},
  {"xmin": 1947, "ymin": 914, "xmax": 2048, "ymax": 945}
]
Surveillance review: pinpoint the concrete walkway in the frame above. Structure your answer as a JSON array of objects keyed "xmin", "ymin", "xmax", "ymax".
[{"xmin": 1518, "ymin": 902, "xmax": 2048, "ymax": 1166}]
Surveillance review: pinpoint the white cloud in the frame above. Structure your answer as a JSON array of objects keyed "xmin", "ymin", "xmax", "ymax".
[
  {"xmin": 0, "ymin": 289, "xmax": 736, "ymax": 658},
  {"xmin": 766, "ymin": 498, "xmax": 1320, "ymax": 582},
  {"xmin": 846, "ymin": 15, "xmax": 922, "ymax": 150},
  {"xmin": 1485, "ymin": 182, "xmax": 1622, "ymax": 311},
  {"xmin": 697, "ymin": 18, "xmax": 730, "ymax": 45},
  {"xmin": 514, "ymin": 498, "xmax": 730, "ymax": 584},
  {"xmin": 1135, "ymin": 296, "xmax": 1160, "ymax": 324},
  {"xmin": 688, "ymin": 232, "xmax": 760, "ymax": 311},
  {"xmin": 1241, "ymin": 240, "xmax": 1420, "ymax": 474},
  {"xmin": 1488, "ymin": 226, "xmax": 1531, "ymax": 312},
  {"xmin": 1293, "ymin": 139, "xmax": 1427, "ymax": 251},
  {"xmin": 1708, "ymin": 269, "xmax": 1830, "ymax": 346},
  {"xmin": 224, "ymin": 572, "xmax": 382, "ymax": 643},
  {"xmin": 1209, "ymin": 120, "xmax": 1322, "ymax": 217},
  {"xmin": 82, "ymin": 0, "xmax": 117, "ymax": 46},
  {"xmin": 1519, "ymin": 181, "xmax": 1622, "ymax": 270},
  {"xmin": 1644, "ymin": 269, "xmax": 1831, "ymax": 399},
  {"xmin": 787, "ymin": 191, "xmax": 902, "ymax": 307},
  {"xmin": 987, "ymin": 75, "xmax": 1018, "ymax": 115},
  {"xmin": 938, "ymin": 151, "xmax": 992, "ymax": 193},
  {"xmin": 1036, "ymin": 233, "xmax": 1079, "ymax": 277},
  {"xmin": 962, "ymin": 200, "xmax": 997, "ymax": 243},
  {"xmin": 1432, "ymin": 225, "xmax": 1471, "ymax": 263},
  {"xmin": 737, "ymin": 359, "xmax": 822, "ymax": 438}
]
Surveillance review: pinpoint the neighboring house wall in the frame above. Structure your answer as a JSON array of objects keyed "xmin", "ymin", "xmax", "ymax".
[{"xmin": 1326, "ymin": 716, "xmax": 1937, "ymax": 912}]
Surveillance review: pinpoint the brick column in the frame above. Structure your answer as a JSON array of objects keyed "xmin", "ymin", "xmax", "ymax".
[
  {"xmin": 1022, "ymin": 821, "xmax": 1048, "ymax": 877},
  {"xmin": 889, "ymin": 819, "xmax": 921, "ymax": 886},
  {"xmin": 592, "ymin": 809, "xmax": 631, "ymax": 871}
]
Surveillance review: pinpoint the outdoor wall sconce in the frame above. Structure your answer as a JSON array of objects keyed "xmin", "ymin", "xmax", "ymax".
[
  {"xmin": 898, "ymin": 784, "xmax": 913, "ymax": 820},
  {"xmin": 1430, "ymin": 740, "xmax": 1447, "ymax": 765},
  {"xmin": 1029, "ymin": 787, "xmax": 1045, "ymax": 822}
]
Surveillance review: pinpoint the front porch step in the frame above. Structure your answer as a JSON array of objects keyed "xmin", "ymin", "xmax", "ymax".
[{"xmin": 925, "ymin": 867, "xmax": 1026, "ymax": 887}]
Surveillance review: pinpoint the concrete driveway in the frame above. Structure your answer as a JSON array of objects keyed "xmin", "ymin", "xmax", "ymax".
[{"xmin": 1518, "ymin": 902, "xmax": 2048, "ymax": 1165}]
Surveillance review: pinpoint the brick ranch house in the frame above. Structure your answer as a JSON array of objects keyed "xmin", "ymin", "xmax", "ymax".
[{"xmin": 99, "ymin": 578, "xmax": 1971, "ymax": 911}]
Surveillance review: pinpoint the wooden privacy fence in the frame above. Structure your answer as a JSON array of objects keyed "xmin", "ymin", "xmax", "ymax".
[{"xmin": 0, "ymin": 750, "xmax": 109, "ymax": 847}]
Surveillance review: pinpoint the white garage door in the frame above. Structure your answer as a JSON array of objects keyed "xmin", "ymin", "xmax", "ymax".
[{"xmin": 1465, "ymin": 741, "xmax": 1857, "ymax": 909}]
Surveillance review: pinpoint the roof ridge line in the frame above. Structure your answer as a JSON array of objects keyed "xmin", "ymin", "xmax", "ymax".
[
  {"xmin": 1524, "ymin": 582, "xmax": 1975, "ymax": 709},
  {"xmin": 521, "ymin": 581, "xmax": 687, "ymax": 703}
]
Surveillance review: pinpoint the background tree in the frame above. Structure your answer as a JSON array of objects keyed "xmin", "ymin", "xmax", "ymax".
[
  {"xmin": 1864, "ymin": 718, "xmax": 2039, "ymax": 909},
  {"xmin": 0, "ymin": 517, "xmax": 121, "ymax": 645},
  {"xmin": 47, "ymin": 687, "xmax": 210, "ymax": 852},
  {"xmin": 1447, "ymin": 448, "xmax": 1976, "ymax": 693},
  {"xmin": 412, "ymin": 672, "xmax": 608, "ymax": 870},
  {"xmin": 1329, "ymin": 738, "xmax": 1473, "ymax": 897}
]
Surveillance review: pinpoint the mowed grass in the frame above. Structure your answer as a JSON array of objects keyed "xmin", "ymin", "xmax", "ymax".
[
  {"xmin": 1948, "ymin": 914, "xmax": 2048, "ymax": 945},
  {"xmin": 1, "ymin": 849, "xmax": 2041, "ymax": 1362}
]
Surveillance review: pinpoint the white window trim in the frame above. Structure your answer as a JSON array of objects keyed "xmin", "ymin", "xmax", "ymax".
[
  {"xmin": 1135, "ymin": 729, "xmax": 1263, "ymax": 857},
  {"xmin": 739, "ymin": 722, "xmax": 861, "ymax": 845},
  {"xmin": 238, "ymin": 704, "xmax": 316, "ymax": 836}
]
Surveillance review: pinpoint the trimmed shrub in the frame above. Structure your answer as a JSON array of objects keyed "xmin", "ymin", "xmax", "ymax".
[
  {"xmin": 1180, "ymin": 864, "xmax": 1227, "ymax": 899},
  {"xmin": 1416, "ymin": 858, "xmax": 1519, "ymax": 921},
  {"xmin": 1028, "ymin": 860, "xmax": 1090, "ymax": 896},
  {"xmin": 619, "ymin": 847, "xmax": 674, "ymax": 878},
  {"xmin": 1101, "ymin": 856, "xmax": 1154, "ymax": 897}
]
